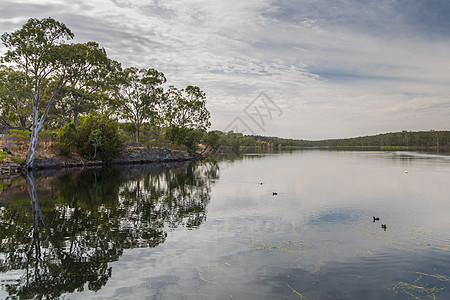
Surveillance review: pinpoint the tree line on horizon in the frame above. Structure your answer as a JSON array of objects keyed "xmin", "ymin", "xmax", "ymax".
[
  {"xmin": 0, "ymin": 17, "xmax": 210, "ymax": 168},
  {"xmin": 204, "ymin": 130, "xmax": 450, "ymax": 151}
]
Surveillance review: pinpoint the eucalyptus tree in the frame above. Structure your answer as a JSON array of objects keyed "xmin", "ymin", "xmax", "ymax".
[
  {"xmin": 161, "ymin": 85, "xmax": 211, "ymax": 130},
  {"xmin": 50, "ymin": 42, "xmax": 121, "ymax": 128},
  {"xmin": 161, "ymin": 85, "xmax": 211, "ymax": 149},
  {"xmin": 114, "ymin": 67, "xmax": 166, "ymax": 143},
  {"xmin": 1, "ymin": 17, "xmax": 118, "ymax": 169},
  {"xmin": 1, "ymin": 18, "xmax": 74, "ymax": 168}
]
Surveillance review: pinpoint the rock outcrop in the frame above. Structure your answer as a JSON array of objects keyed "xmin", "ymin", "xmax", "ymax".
[
  {"xmin": 0, "ymin": 147, "xmax": 194, "ymax": 174},
  {"xmin": 110, "ymin": 147, "xmax": 193, "ymax": 165}
]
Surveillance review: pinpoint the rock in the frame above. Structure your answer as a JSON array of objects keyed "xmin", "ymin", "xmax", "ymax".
[
  {"xmin": 0, "ymin": 147, "xmax": 195, "ymax": 173},
  {"xmin": 0, "ymin": 161, "xmax": 22, "ymax": 176},
  {"xmin": 110, "ymin": 147, "xmax": 193, "ymax": 165},
  {"xmin": 33, "ymin": 158, "xmax": 62, "ymax": 170}
]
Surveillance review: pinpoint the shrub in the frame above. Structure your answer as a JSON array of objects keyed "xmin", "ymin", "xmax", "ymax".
[
  {"xmin": 9, "ymin": 129, "xmax": 31, "ymax": 141},
  {"xmin": 40, "ymin": 130, "xmax": 58, "ymax": 139},
  {"xmin": 202, "ymin": 131, "xmax": 221, "ymax": 151},
  {"xmin": 76, "ymin": 113, "xmax": 122, "ymax": 162},
  {"xmin": 0, "ymin": 181, "xmax": 6, "ymax": 192},
  {"xmin": 2, "ymin": 130, "xmax": 29, "ymax": 156},
  {"xmin": 10, "ymin": 156, "xmax": 26, "ymax": 164},
  {"xmin": 166, "ymin": 126, "xmax": 202, "ymax": 153},
  {"xmin": 56, "ymin": 122, "xmax": 77, "ymax": 156}
]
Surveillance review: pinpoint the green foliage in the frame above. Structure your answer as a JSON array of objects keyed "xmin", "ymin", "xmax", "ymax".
[
  {"xmin": 380, "ymin": 146, "xmax": 409, "ymax": 151},
  {"xmin": 88, "ymin": 129, "xmax": 103, "ymax": 159},
  {"xmin": 40, "ymin": 130, "xmax": 57, "ymax": 139},
  {"xmin": 0, "ymin": 152, "xmax": 6, "ymax": 161},
  {"xmin": 49, "ymin": 42, "xmax": 120, "ymax": 128},
  {"xmin": 76, "ymin": 113, "xmax": 122, "ymax": 162},
  {"xmin": 202, "ymin": 130, "xmax": 221, "ymax": 151},
  {"xmin": 202, "ymin": 130, "xmax": 450, "ymax": 152},
  {"xmin": 1, "ymin": 18, "xmax": 214, "ymax": 160},
  {"xmin": 0, "ymin": 180, "xmax": 6, "ymax": 192},
  {"xmin": 119, "ymin": 122, "xmax": 137, "ymax": 135},
  {"xmin": 300, "ymin": 130, "xmax": 450, "ymax": 149},
  {"xmin": 0, "ymin": 66, "xmax": 30, "ymax": 127},
  {"xmin": 115, "ymin": 67, "xmax": 166, "ymax": 143},
  {"xmin": 1, "ymin": 17, "xmax": 126, "ymax": 169},
  {"xmin": 10, "ymin": 156, "xmax": 25, "ymax": 164},
  {"xmin": 8, "ymin": 129, "xmax": 30, "ymax": 141},
  {"xmin": 166, "ymin": 126, "xmax": 203, "ymax": 153},
  {"xmin": 162, "ymin": 85, "xmax": 210, "ymax": 131},
  {"xmin": 56, "ymin": 122, "xmax": 77, "ymax": 156}
]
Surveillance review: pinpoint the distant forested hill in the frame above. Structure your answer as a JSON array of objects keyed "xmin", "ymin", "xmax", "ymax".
[{"xmin": 212, "ymin": 130, "xmax": 450, "ymax": 151}]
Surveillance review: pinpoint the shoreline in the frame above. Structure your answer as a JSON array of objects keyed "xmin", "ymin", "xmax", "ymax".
[{"xmin": 1, "ymin": 147, "xmax": 197, "ymax": 177}]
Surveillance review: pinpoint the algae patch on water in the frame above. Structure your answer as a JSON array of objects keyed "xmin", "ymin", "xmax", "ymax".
[{"xmin": 391, "ymin": 272, "xmax": 449, "ymax": 299}]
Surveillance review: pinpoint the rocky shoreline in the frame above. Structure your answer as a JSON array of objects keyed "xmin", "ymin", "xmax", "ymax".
[{"xmin": 1, "ymin": 147, "xmax": 196, "ymax": 177}]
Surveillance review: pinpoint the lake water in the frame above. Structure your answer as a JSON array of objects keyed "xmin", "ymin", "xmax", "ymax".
[{"xmin": 1, "ymin": 150, "xmax": 450, "ymax": 299}]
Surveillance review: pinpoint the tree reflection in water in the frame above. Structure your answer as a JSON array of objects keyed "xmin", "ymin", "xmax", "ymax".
[{"xmin": 0, "ymin": 161, "xmax": 219, "ymax": 299}]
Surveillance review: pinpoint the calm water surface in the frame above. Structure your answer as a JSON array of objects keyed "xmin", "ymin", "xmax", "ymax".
[{"xmin": 1, "ymin": 151, "xmax": 450, "ymax": 299}]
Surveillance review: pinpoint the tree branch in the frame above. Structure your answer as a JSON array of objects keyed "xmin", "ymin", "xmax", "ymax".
[{"xmin": 12, "ymin": 92, "xmax": 33, "ymax": 113}]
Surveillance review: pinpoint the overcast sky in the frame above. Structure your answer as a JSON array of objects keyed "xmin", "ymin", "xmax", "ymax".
[{"xmin": 1, "ymin": 0, "xmax": 449, "ymax": 139}]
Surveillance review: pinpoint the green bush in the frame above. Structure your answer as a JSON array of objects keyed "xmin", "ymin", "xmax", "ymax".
[
  {"xmin": 10, "ymin": 156, "xmax": 25, "ymax": 164},
  {"xmin": 56, "ymin": 122, "xmax": 77, "ymax": 156},
  {"xmin": 0, "ymin": 181, "xmax": 6, "ymax": 192},
  {"xmin": 40, "ymin": 130, "xmax": 58, "ymax": 140},
  {"xmin": 76, "ymin": 113, "xmax": 122, "ymax": 162},
  {"xmin": 166, "ymin": 126, "xmax": 203, "ymax": 153},
  {"xmin": 9, "ymin": 129, "xmax": 31, "ymax": 140},
  {"xmin": 202, "ymin": 131, "xmax": 221, "ymax": 151}
]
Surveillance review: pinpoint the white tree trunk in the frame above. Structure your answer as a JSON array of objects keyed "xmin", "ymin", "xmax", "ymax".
[
  {"xmin": 25, "ymin": 105, "xmax": 40, "ymax": 169},
  {"xmin": 25, "ymin": 124, "xmax": 40, "ymax": 170},
  {"xmin": 25, "ymin": 86, "xmax": 64, "ymax": 170}
]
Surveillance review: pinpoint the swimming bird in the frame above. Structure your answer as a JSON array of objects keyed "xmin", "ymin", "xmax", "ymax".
[{"xmin": 373, "ymin": 216, "xmax": 380, "ymax": 222}]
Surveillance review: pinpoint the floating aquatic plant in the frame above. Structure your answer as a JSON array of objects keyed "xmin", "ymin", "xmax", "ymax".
[
  {"xmin": 391, "ymin": 272, "xmax": 447, "ymax": 300},
  {"xmin": 287, "ymin": 283, "xmax": 310, "ymax": 300}
]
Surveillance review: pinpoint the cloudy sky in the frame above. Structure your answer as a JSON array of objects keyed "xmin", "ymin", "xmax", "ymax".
[{"xmin": 1, "ymin": 0, "xmax": 449, "ymax": 139}]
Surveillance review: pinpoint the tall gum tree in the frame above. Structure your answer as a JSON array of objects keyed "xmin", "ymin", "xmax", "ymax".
[
  {"xmin": 115, "ymin": 67, "xmax": 166, "ymax": 143},
  {"xmin": 161, "ymin": 85, "xmax": 211, "ymax": 149},
  {"xmin": 1, "ymin": 18, "xmax": 116, "ymax": 169},
  {"xmin": 50, "ymin": 42, "xmax": 120, "ymax": 128},
  {"xmin": 1, "ymin": 17, "xmax": 74, "ymax": 169},
  {"xmin": 162, "ymin": 85, "xmax": 211, "ymax": 130}
]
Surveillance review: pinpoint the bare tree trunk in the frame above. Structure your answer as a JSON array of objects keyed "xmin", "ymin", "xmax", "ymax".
[
  {"xmin": 20, "ymin": 117, "xmax": 27, "ymax": 128},
  {"xmin": 24, "ymin": 83, "xmax": 65, "ymax": 170},
  {"xmin": 136, "ymin": 123, "xmax": 140, "ymax": 143},
  {"xmin": 25, "ymin": 111, "xmax": 40, "ymax": 170},
  {"xmin": 157, "ymin": 126, "xmax": 161, "ymax": 147}
]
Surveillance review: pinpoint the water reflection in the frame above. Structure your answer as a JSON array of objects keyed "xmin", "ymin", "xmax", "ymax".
[
  {"xmin": 0, "ymin": 161, "xmax": 218, "ymax": 299},
  {"xmin": 2, "ymin": 150, "xmax": 450, "ymax": 299}
]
